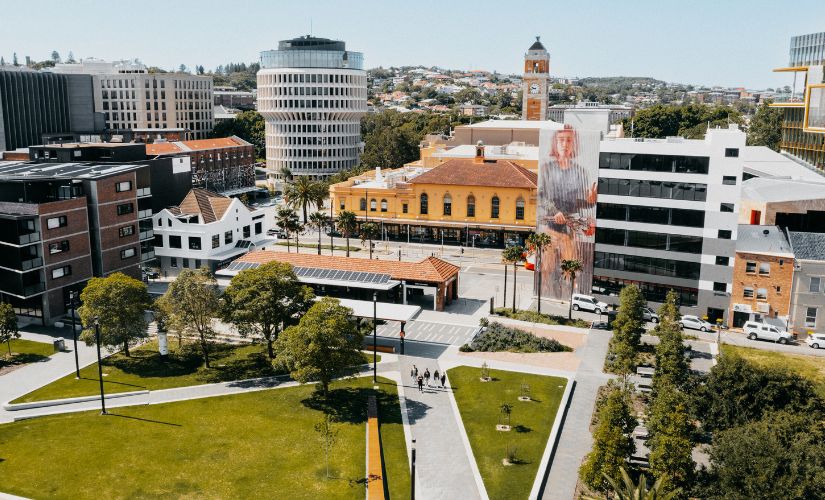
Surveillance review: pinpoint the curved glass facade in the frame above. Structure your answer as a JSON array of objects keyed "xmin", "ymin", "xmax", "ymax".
[{"xmin": 260, "ymin": 50, "xmax": 364, "ymax": 70}]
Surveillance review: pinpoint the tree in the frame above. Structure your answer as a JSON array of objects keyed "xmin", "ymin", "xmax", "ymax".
[
  {"xmin": 308, "ymin": 211, "xmax": 330, "ymax": 255},
  {"xmin": 652, "ymin": 293, "xmax": 690, "ymax": 394},
  {"xmin": 50, "ymin": 50, "xmax": 60, "ymax": 63},
  {"xmin": 746, "ymin": 101, "xmax": 783, "ymax": 151},
  {"xmin": 274, "ymin": 297, "xmax": 364, "ymax": 394},
  {"xmin": 178, "ymin": 64, "xmax": 188, "ymax": 73},
  {"xmin": 314, "ymin": 413, "xmax": 340, "ymax": 479},
  {"xmin": 583, "ymin": 468, "xmax": 679, "ymax": 500},
  {"xmin": 360, "ymin": 222, "xmax": 380, "ymax": 259},
  {"xmin": 66, "ymin": 51, "xmax": 76, "ymax": 63},
  {"xmin": 610, "ymin": 285, "xmax": 646, "ymax": 376},
  {"xmin": 561, "ymin": 259, "xmax": 583, "ymax": 320},
  {"xmin": 0, "ymin": 303, "xmax": 20, "ymax": 356},
  {"xmin": 336, "ymin": 210, "xmax": 357, "ymax": 257},
  {"xmin": 579, "ymin": 387, "xmax": 637, "ymax": 492},
  {"xmin": 275, "ymin": 207, "xmax": 298, "ymax": 253},
  {"xmin": 13, "ymin": 52, "xmax": 18, "ymax": 66},
  {"xmin": 0, "ymin": 57, "xmax": 5, "ymax": 66},
  {"xmin": 526, "ymin": 232, "xmax": 551, "ymax": 315},
  {"xmin": 78, "ymin": 273, "xmax": 150, "ymax": 356},
  {"xmin": 222, "ymin": 262, "xmax": 314, "ymax": 359},
  {"xmin": 210, "ymin": 110, "xmax": 265, "ymax": 158},
  {"xmin": 647, "ymin": 389, "xmax": 695, "ymax": 496},
  {"xmin": 502, "ymin": 245, "xmax": 524, "ymax": 313},
  {"xmin": 162, "ymin": 268, "xmax": 221, "ymax": 368},
  {"xmin": 624, "ymin": 103, "xmax": 743, "ymax": 139},
  {"xmin": 707, "ymin": 411, "xmax": 825, "ymax": 500},
  {"xmin": 696, "ymin": 353, "xmax": 823, "ymax": 433},
  {"xmin": 286, "ymin": 176, "xmax": 323, "ymax": 223}
]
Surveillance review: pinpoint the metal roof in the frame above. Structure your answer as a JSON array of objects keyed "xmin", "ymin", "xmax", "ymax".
[{"xmin": 789, "ymin": 232, "xmax": 825, "ymax": 261}]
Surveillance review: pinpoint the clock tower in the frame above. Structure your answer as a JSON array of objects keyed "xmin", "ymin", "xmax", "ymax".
[{"xmin": 522, "ymin": 36, "xmax": 550, "ymax": 121}]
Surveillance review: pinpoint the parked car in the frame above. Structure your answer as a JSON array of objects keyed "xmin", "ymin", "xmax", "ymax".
[
  {"xmin": 642, "ymin": 307, "xmax": 659, "ymax": 323},
  {"xmin": 807, "ymin": 333, "xmax": 825, "ymax": 349},
  {"xmin": 680, "ymin": 315, "xmax": 715, "ymax": 332},
  {"xmin": 571, "ymin": 294, "xmax": 609, "ymax": 315},
  {"xmin": 743, "ymin": 321, "xmax": 792, "ymax": 344},
  {"xmin": 267, "ymin": 229, "xmax": 286, "ymax": 238}
]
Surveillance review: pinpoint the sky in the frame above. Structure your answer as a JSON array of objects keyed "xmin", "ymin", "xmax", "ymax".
[{"xmin": 1, "ymin": 0, "xmax": 823, "ymax": 89}]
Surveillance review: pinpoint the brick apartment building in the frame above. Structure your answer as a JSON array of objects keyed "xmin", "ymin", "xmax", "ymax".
[
  {"xmin": 145, "ymin": 136, "xmax": 256, "ymax": 194},
  {"xmin": 729, "ymin": 225, "xmax": 795, "ymax": 328}
]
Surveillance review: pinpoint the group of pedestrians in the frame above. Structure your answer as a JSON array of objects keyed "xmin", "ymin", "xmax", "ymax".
[{"xmin": 411, "ymin": 365, "xmax": 447, "ymax": 392}]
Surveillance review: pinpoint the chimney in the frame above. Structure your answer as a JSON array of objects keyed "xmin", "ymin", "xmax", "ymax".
[{"xmin": 474, "ymin": 140, "xmax": 485, "ymax": 164}]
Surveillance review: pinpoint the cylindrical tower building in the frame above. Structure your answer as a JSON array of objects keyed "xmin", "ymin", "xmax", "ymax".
[{"xmin": 257, "ymin": 36, "xmax": 367, "ymax": 190}]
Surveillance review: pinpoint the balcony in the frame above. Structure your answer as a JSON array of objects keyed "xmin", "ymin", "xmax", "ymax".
[
  {"xmin": 138, "ymin": 209, "xmax": 153, "ymax": 219},
  {"xmin": 140, "ymin": 250, "xmax": 155, "ymax": 261},
  {"xmin": 23, "ymin": 283, "xmax": 45, "ymax": 297},
  {"xmin": 20, "ymin": 257, "xmax": 43, "ymax": 271},
  {"xmin": 18, "ymin": 232, "xmax": 41, "ymax": 245},
  {"xmin": 139, "ymin": 229, "xmax": 154, "ymax": 241},
  {"xmin": 137, "ymin": 187, "xmax": 152, "ymax": 198}
]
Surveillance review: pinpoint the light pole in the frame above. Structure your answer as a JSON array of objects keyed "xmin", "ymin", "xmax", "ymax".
[
  {"xmin": 411, "ymin": 438, "xmax": 416, "ymax": 500},
  {"xmin": 399, "ymin": 321, "xmax": 405, "ymax": 355},
  {"xmin": 373, "ymin": 292, "xmax": 378, "ymax": 383},
  {"xmin": 69, "ymin": 291, "xmax": 80, "ymax": 379},
  {"xmin": 93, "ymin": 318, "xmax": 107, "ymax": 415}
]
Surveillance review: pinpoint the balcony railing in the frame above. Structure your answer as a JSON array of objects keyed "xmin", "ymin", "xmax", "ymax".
[
  {"xmin": 139, "ymin": 230, "xmax": 154, "ymax": 241},
  {"xmin": 18, "ymin": 232, "xmax": 41, "ymax": 245},
  {"xmin": 20, "ymin": 257, "xmax": 43, "ymax": 271},
  {"xmin": 137, "ymin": 187, "xmax": 152, "ymax": 198},
  {"xmin": 140, "ymin": 250, "xmax": 155, "ymax": 261},
  {"xmin": 138, "ymin": 209, "xmax": 153, "ymax": 219},
  {"xmin": 23, "ymin": 283, "xmax": 45, "ymax": 297}
]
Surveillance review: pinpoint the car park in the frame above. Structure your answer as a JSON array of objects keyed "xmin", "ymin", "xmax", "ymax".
[
  {"xmin": 807, "ymin": 333, "xmax": 825, "ymax": 349},
  {"xmin": 743, "ymin": 321, "xmax": 792, "ymax": 344},
  {"xmin": 642, "ymin": 307, "xmax": 659, "ymax": 323},
  {"xmin": 680, "ymin": 315, "xmax": 715, "ymax": 332},
  {"xmin": 571, "ymin": 294, "xmax": 608, "ymax": 315}
]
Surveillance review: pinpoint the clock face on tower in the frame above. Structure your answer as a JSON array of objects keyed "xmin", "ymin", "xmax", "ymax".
[{"xmin": 529, "ymin": 83, "xmax": 540, "ymax": 94}]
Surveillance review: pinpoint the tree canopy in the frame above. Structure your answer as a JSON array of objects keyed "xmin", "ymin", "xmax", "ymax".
[
  {"xmin": 746, "ymin": 101, "xmax": 783, "ymax": 151},
  {"xmin": 210, "ymin": 110, "xmax": 265, "ymax": 159},
  {"xmin": 623, "ymin": 104, "xmax": 743, "ymax": 139},
  {"xmin": 0, "ymin": 303, "xmax": 19, "ymax": 356},
  {"xmin": 161, "ymin": 268, "xmax": 221, "ymax": 367},
  {"xmin": 78, "ymin": 273, "xmax": 150, "ymax": 356},
  {"xmin": 580, "ymin": 387, "xmax": 637, "ymax": 492}
]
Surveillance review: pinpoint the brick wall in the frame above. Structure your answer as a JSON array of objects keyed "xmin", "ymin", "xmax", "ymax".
[{"xmin": 730, "ymin": 251, "xmax": 795, "ymax": 319}]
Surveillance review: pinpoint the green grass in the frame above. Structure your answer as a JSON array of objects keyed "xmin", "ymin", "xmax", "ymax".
[
  {"xmin": 722, "ymin": 344, "xmax": 825, "ymax": 397},
  {"xmin": 447, "ymin": 366, "xmax": 567, "ymax": 500},
  {"xmin": 0, "ymin": 338, "xmax": 55, "ymax": 368},
  {"xmin": 275, "ymin": 241, "xmax": 361, "ymax": 252},
  {"xmin": 493, "ymin": 307, "xmax": 591, "ymax": 329},
  {"xmin": 0, "ymin": 376, "xmax": 409, "ymax": 499},
  {"xmin": 12, "ymin": 340, "xmax": 284, "ymax": 404}
]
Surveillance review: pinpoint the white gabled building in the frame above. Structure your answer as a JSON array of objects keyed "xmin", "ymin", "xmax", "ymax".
[{"xmin": 152, "ymin": 189, "xmax": 269, "ymax": 275}]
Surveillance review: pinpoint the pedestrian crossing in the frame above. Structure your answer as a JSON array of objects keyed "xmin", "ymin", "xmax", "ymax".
[{"xmin": 375, "ymin": 320, "xmax": 478, "ymax": 346}]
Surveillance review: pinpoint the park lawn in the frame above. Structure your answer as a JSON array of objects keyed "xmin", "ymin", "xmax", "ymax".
[
  {"xmin": 12, "ymin": 340, "xmax": 282, "ymax": 404},
  {"xmin": 722, "ymin": 344, "xmax": 825, "ymax": 397},
  {"xmin": 0, "ymin": 376, "xmax": 409, "ymax": 500},
  {"xmin": 0, "ymin": 338, "xmax": 54, "ymax": 367},
  {"xmin": 447, "ymin": 366, "xmax": 567, "ymax": 500}
]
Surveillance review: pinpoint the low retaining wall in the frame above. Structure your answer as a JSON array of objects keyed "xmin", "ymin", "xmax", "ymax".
[{"xmin": 3, "ymin": 390, "xmax": 150, "ymax": 411}]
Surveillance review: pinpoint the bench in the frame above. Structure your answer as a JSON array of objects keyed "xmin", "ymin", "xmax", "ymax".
[{"xmin": 365, "ymin": 344, "xmax": 396, "ymax": 354}]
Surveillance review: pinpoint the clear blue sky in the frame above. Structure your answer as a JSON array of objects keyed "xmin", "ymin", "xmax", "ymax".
[{"xmin": 1, "ymin": 0, "xmax": 823, "ymax": 89}]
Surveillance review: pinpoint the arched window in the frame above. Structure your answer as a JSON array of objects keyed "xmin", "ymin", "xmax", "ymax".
[
  {"xmin": 420, "ymin": 193, "xmax": 429, "ymax": 215},
  {"xmin": 491, "ymin": 196, "xmax": 500, "ymax": 219},
  {"xmin": 515, "ymin": 197, "xmax": 525, "ymax": 220},
  {"xmin": 467, "ymin": 195, "xmax": 476, "ymax": 217},
  {"xmin": 359, "ymin": 198, "xmax": 366, "ymax": 211},
  {"xmin": 370, "ymin": 199, "xmax": 377, "ymax": 212},
  {"xmin": 380, "ymin": 199, "xmax": 388, "ymax": 212},
  {"xmin": 443, "ymin": 194, "xmax": 452, "ymax": 216}
]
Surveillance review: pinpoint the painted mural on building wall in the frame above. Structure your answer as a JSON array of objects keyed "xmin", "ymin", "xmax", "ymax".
[{"xmin": 536, "ymin": 125, "xmax": 599, "ymax": 300}]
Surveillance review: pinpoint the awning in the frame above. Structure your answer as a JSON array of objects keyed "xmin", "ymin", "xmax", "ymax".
[{"xmin": 332, "ymin": 298, "xmax": 420, "ymax": 322}]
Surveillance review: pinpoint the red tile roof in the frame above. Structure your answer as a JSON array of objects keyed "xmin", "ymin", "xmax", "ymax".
[
  {"xmin": 145, "ymin": 136, "xmax": 251, "ymax": 156},
  {"xmin": 145, "ymin": 142, "xmax": 183, "ymax": 155},
  {"xmin": 177, "ymin": 188, "xmax": 233, "ymax": 223},
  {"xmin": 410, "ymin": 158, "xmax": 537, "ymax": 189},
  {"xmin": 234, "ymin": 252, "xmax": 459, "ymax": 284}
]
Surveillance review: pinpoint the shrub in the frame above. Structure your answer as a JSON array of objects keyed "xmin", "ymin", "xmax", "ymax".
[
  {"xmin": 467, "ymin": 323, "xmax": 571, "ymax": 353},
  {"xmin": 492, "ymin": 307, "xmax": 590, "ymax": 329}
]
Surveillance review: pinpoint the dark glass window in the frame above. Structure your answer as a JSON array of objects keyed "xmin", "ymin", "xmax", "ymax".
[
  {"xmin": 119, "ymin": 225, "xmax": 134, "ymax": 237},
  {"xmin": 594, "ymin": 251, "xmax": 701, "ymax": 280},
  {"xmin": 592, "ymin": 275, "xmax": 698, "ymax": 307},
  {"xmin": 515, "ymin": 198, "xmax": 525, "ymax": 220},
  {"xmin": 595, "ymin": 228, "xmax": 626, "ymax": 246},
  {"xmin": 359, "ymin": 198, "xmax": 366, "ymax": 211},
  {"xmin": 715, "ymin": 256, "xmax": 730, "ymax": 266},
  {"xmin": 243, "ymin": 225, "xmax": 251, "ymax": 238},
  {"xmin": 718, "ymin": 229, "xmax": 732, "ymax": 239},
  {"xmin": 255, "ymin": 222, "xmax": 262, "ymax": 234},
  {"xmin": 599, "ymin": 153, "xmax": 709, "ymax": 174},
  {"xmin": 720, "ymin": 203, "xmax": 734, "ymax": 213},
  {"xmin": 420, "ymin": 194, "xmax": 428, "ymax": 215},
  {"xmin": 169, "ymin": 235, "xmax": 182, "ymax": 248},
  {"xmin": 467, "ymin": 195, "xmax": 475, "ymax": 217},
  {"xmin": 49, "ymin": 240, "xmax": 70, "ymax": 254},
  {"xmin": 443, "ymin": 195, "xmax": 452, "ymax": 216},
  {"xmin": 713, "ymin": 282, "xmax": 728, "ymax": 292},
  {"xmin": 668, "ymin": 234, "xmax": 703, "ymax": 253},
  {"xmin": 154, "ymin": 234, "xmax": 163, "ymax": 247},
  {"xmin": 212, "ymin": 235, "xmax": 220, "ymax": 248},
  {"xmin": 188, "ymin": 237, "xmax": 201, "ymax": 250},
  {"xmin": 725, "ymin": 148, "xmax": 739, "ymax": 158},
  {"xmin": 116, "ymin": 203, "xmax": 134, "ymax": 216},
  {"xmin": 402, "ymin": 203, "xmax": 408, "ymax": 214},
  {"xmin": 224, "ymin": 230, "xmax": 233, "ymax": 245},
  {"xmin": 491, "ymin": 196, "xmax": 500, "ymax": 218},
  {"xmin": 722, "ymin": 176, "xmax": 737, "ymax": 185}
]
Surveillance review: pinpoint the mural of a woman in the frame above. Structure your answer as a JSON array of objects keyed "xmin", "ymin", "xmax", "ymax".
[{"xmin": 536, "ymin": 125, "xmax": 598, "ymax": 300}]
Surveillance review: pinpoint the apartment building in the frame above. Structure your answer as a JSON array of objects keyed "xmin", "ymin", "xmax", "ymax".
[
  {"xmin": 788, "ymin": 231, "xmax": 825, "ymax": 335},
  {"xmin": 152, "ymin": 189, "xmax": 268, "ymax": 275},
  {"xmin": 51, "ymin": 59, "xmax": 214, "ymax": 139}
]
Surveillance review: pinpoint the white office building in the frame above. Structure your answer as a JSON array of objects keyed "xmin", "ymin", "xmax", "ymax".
[
  {"xmin": 51, "ymin": 59, "xmax": 214, "ymax": 139},
  {"xmin": 257, "ymin": 36, "xmax": 367, "ymax": 189},
  {"xmin": 152, "ymin": 189, "xmax": 269, "ymax": 275},
  {"xmin": 593, "ymin": 125, "xmax": 749, "ymax": 322}
]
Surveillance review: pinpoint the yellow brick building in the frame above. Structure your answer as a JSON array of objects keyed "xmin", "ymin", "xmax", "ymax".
[{"xmin": 330, "ymin": 145, "xmax": 538, "ymax": 248}]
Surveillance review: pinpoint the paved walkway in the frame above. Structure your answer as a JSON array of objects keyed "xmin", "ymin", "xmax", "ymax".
[
  {"xmin": 398, "ymin": 355, "xmax": 483, "ymax": 500},
  {"xmin": 0, "ymin": 330, "xmax": 99, "ymax": 407},
  {"xmin": 542, "ymin": 330, "xmax": 613, "ymax": 500}
]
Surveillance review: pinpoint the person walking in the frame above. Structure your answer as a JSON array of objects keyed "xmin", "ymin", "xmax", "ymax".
[
  {"xmin": 433, "ymin": 369, "xmax": 440, "ymax": 386},
  {"xmin": 417, "ymin": 375, "xmax": 424, "ymax": 393},
  {"xmin": 410, "ymin": 367, "xmax": 415, "ymax": 381},
  {"xmin": 424, "ymin": 368, "xmax": 431, "ymax": 387},
  {"xmin": 414, "ymin": 365, "xmax": 419, "ymax": 377},
  {"xmin": 441, "ymin": 373, "xmax": 447, "ymax": 388}
]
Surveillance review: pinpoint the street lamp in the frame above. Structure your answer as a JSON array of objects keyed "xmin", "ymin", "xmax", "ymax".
[
  {"xmin": 373, "ymin": 292, "xmax": 378, "ymax": 383},
  {"xmin": 92, "ymin": 318, "xmax": 107, "ymax": 415},
  {"xmin": 399, "ymin": 321, "xmax": 405, "ymax": 355},
  {"xmin": 411, "ymin": 438, "xmax": 417, "ymax": 500},
  {"xmin": 69, "ymin": 291, "xmax": 80, "ymax": 379}
]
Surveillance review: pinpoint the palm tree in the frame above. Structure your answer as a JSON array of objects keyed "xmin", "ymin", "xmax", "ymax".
[
  {"xmin": 290, "ymin": 218, "xmax": 304, "ymax": 253},
  {"xmin": 561, "ymin": 259, "xmax": 583, "ymax": 320},
  {"xmin": 286, "ymin": 176, "xmax": 321, "ymax": 223},
  {"xmin": 582, "ymin": 468, "xmax": 678, "ymax": 500},
  {"xmin": 526, "ymin": 232, "xmax": 551, "ymax": 315},
  {"xmin": 307, "ymin": 212, "xmax": 329, "ymax": 255},
  {"xmin": 502, "ymin": 245, "xmax": 525, "ymax": 314},
  {"xmin": 275, "ymin": 207, "xmax": 297, "ymax": 253},
  {"xmin": 336, "ymin": 210, "xmax": 357, "ymax": 257},
  {"xmin": 360, "ymin": 222, "xmax": 380, "ymax": 259}
]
